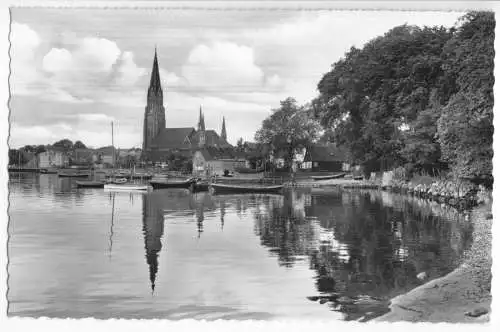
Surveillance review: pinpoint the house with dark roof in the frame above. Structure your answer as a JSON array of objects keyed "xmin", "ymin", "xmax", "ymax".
[
  {"xmin": 192, "ymin": 146, "xmax": 246, "ymax": 177},
  {"xmin": 302, "ymin": 144, "xmax": 350, "ymax": 172},
  {"xmin": 142, "ymin": 49, "xmax": 231, "ymax": 163}
]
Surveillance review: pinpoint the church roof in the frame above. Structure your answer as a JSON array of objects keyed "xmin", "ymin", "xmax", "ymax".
[
  {"xmin": 191, "ymin": 130, "xmax": 231, "ymax": 148},
  {"xmin": 151, "ymin": 127, "xmax": 195, "ymax": 149}
]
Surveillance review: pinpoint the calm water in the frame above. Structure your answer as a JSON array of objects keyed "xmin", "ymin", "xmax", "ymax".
[{"xmin": 7, "ymin": 173, "xmax": 473, "ymax": 321}]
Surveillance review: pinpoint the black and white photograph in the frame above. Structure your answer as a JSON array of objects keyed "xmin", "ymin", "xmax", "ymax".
[{"xmin": 2, "ymin": 0, "xmax": 496, "ymax": 327}]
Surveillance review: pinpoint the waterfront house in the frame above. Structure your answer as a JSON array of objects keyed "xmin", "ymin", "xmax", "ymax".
[
  {"xmin": 192, "ymin": 147, "xmax": 246, "ymax": 177},
  {"xmin": 95, "ymin": 146, "xmax": 117, "ymax": 167},
  {"xmin": 38, "ymin": 148, "xmax": 68, "ymax": 168},
  {"xmin": 302, "ymin": 144, "xmax": 350, "ymax": 172},
  {"xmin": 71, "ymin": 148, "xmax": 97, "ymax": 166}
]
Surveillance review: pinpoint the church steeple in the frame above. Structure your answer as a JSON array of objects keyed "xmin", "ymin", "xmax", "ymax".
[
  {"xmin": 143, "ymin": 47, "xmax": 166, "ymax": 155},
  {"xmin": 198, "ymin": 106, "xmax": 206, "ymax": 131},
  {"xmin": 147, "ymin": 47, "xmax": 163, "ymax": 101},
  {"xmin": 221, "ymin": 116, "xmax": 227, "ymax": 141},
  {"xmin": 198, "ymin": 105, "xmax": 206, "ymax": 147}
]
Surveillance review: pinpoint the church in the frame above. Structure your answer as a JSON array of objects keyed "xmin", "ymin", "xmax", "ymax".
[{"xmin": 142, "ymin": 49, "xmax": 231, "ymax": 163}]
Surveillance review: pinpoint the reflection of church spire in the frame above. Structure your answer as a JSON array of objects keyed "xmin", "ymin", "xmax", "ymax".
[
  {"xmin": 142, "ymin": 194, "xmax": 165, "ymax": 294},
  {"xmin": 196, "ymin": 204, "xmax": 204, "ymax": 238}
]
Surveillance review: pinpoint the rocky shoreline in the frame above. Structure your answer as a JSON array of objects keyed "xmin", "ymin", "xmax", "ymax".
[{"xmin": 341, "ymin": 177, "xmax": 490, "ymax": 212}]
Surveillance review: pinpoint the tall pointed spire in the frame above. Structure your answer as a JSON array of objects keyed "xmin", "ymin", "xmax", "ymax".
[
  {"xmin": 221, "ymin": 116, "xmax": 227, "ymax": 141},
  {"xmin": 148, "ymin": 47, "xmax": 162, "ymax": 98},
  {"xmin": 198, "ymin": 105, "xmax": 206, "ymax": 132}
]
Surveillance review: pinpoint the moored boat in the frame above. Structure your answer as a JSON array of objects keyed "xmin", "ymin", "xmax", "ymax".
[
  {"xmin": 40, "ymin": 168, "xmax": 58, "ymax": 174},
  {"xmin": 104, "ymin": 183, "xmax": 151, "ymax": 192},
  {"xmin": 210, "ymin": 183, "xmax": 284, "ymax": 195},
  {"xmin": 311, "ymin": 173, "xmax": 346, "ymax": 181},
  {"xmin": 58, "ymin": 171, "xmax": 90, "ymax": 178},
  {"xmin": 106, "ymin": 177, "xmax": 128, "ymax": 184},
  {"xmin": 76, "ymin": 180, "xmax": 105, "ymax": 188},
  {"xmin": 189, "ymin": 181, "xmax": 210, "ymax": 193},
  {"xmin": 150, "ymin": 178, "xmax": 195, "ymax": 189}
]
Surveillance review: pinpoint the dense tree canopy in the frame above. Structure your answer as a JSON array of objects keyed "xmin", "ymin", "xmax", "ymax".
[
  {"xmin": 312, "ymin": 11, "xmax": 494, "ymax": 178},
  {"xmin": 53, "ymin": 139, "xmax": 74, "ymax": 151},
  {"xmin": 74, "ymin": 140, "xmax": 87, "ymax": 149}
]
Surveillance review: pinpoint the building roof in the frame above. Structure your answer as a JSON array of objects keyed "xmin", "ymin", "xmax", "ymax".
[
  {"xmin": 305, "ymin": 144, "xmax": 347, "ymax": 162},
  {"xmin": 197, "ymin": 146, "xmax": 239, "ymax": 161},
  {"xmin": 191, "ymin": 130, "xmax": 231, "ymax": 148},
  {"xmin": 151, "ymin": 127, "xmax": 195, "ymax": 149}
]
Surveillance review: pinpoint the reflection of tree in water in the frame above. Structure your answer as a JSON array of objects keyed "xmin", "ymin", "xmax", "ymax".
[
  {"xmin": 253, "ymin": 191, "xmax": 315, "ymax": 267},
  {"xmin": 191, "ymin": 192, "xmax": 218, "ymax": 238},
  {"xmin": 253, "ymin": 189, "xmax": 474, "ymax": 321},
  {"xmin": 141, "ymin": 194, "xmax": 165, "ymax": 294}
]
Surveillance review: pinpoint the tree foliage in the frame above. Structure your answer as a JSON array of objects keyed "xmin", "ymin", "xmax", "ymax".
[
  {"xmin": 437, "ymin": 11, "xmax": 494, "ymax": 177},
  {"xmin": 53, "ymin": 139, "xmax": 74, "ymax": 151},
  {"xmin": 74, "ymin": 140, "xmax": 87, "ymax": 149},
  {"xmin": 313, "ymin": 11, "xmax": 494, "ymax": 178},
  {"xmin": 255, "ymin": 97, "xmax": 321, "ymax": 169}
]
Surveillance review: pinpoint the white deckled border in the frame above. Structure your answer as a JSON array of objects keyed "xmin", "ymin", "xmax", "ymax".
[{"xmin": 0, "ymin": 1, "xmax": 498, "ymax": 332}]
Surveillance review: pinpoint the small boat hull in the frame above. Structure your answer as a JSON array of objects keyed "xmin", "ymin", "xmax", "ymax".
[
  {"xmin": 311, "ymin": 173, "xmax": 346, "ymax": 181},
  {"xmin": 190, "ymin": 182, "xmax": 210, "ymax": 193},
  {"xmin": 150, "ymin": 179, "xmax": 194, "ymax": 189},
  {"xmin": 104, "ymin": 184, "xmax": 151, "ymax": 191},
  {"xmin": 210, "ymin": 183, "xmax": 284, "ymax": 195},
  {"xmin": 76, "ymin": 181, "xmax": 105, "ymax": 188},
  {"xmin": 58, "ymin": 172, "xmax": 90, "ymax": 178}
]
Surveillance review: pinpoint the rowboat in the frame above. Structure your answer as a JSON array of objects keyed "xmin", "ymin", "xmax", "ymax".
[
  {"xmin": 150, "ymin": 178, "xmax": 195, "ymax": 189},
  {"xmin": 353, "ymin": 176, "xmax": 364, "ymax": 180},
  {"xmin": 104, "ymin": 183, "xmax": 151, "ymax": 192},
  {"xmin": 210, "ymin": 183, "xmax": 284, "ymax": 195},
  {"xmin": 107, "ymin": 177, "xmax": 128, "ymax": 184},
  {"xmin": 311, "ymin": 173, "xmax": 346, "ymax": 181},
  {"xmin": 189, "ymin": 181, "xmax": 210, "ymax": 193},
  {"xmin": 40, "ymin": 168, "xmax": 58, "ymax": 174},
  {"xmin": 58, "ymin": 172, "xmax": 90, "ymax": 178},
  {"xmin": 234, "ymin": 167, "xmax": 265, "ymax": 174},
  {"xmin": 76, "ymin": 180, "xmax": 105, "ymax": 188},
  {"xmin": 130, "ymin": 173, "xmax": 153, "ymax": 180}
]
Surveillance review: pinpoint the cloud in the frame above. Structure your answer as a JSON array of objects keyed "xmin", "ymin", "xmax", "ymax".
[
  {"xmin": 114, "ymin": 51, "xmax": 146, "ymax": 87},
  {"xmin": 78, "ymin": 113, "xmax": 115, "ymax": 122},
  {"xmin": 182, "ymin": 42, "xmax": 264, "ymax": 91},
  {"xmin": 9, "ymin": 22, "xmax": 42, "ymax": 95},
  {"xmin": 159, "ymin": 68, "xmax": 187, "ymax": 88}
]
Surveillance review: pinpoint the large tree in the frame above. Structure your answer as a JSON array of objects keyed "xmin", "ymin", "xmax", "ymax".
[
  {"xmin": 437, "ymin": 11, "xmax": 494, "ymax": 178},
  {"xmin": 53, "ymin": 139, "xmax": 74, "ymax": 151},
  {"xmin": 255, "ymin": 97, "xmax": 321, "ymax": 170},
  {"xmin": 74, "ymin": 140, "xmax": 87, "ymax": 149},
  {"xmin": 315, "ymin": 24, "xmax": 454, "ymax": 173}
]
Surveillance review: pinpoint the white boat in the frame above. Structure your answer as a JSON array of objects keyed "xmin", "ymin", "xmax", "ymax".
[{"xmin": 104, "ymin": 183, "xmax": 151, "ymax": 192}]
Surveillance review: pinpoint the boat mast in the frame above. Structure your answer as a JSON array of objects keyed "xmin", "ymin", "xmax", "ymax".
[{"xmin": 111, "ymin": 121, "xmax": 115, "ymax": 168}]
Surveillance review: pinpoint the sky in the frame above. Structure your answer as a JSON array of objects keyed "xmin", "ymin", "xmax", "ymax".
[{"xmin": 9, "ymin": 7, "xmax": 464, "ymax": 149}]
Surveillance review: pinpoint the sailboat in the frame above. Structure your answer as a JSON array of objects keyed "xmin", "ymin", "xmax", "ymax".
[
  {"xmin": 76, "ymin": 166, "xmax": 106, "ymax": 188},
  {"xmin": 104, "ymin": 121, "xmax": 151, "ymax": 192}
]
